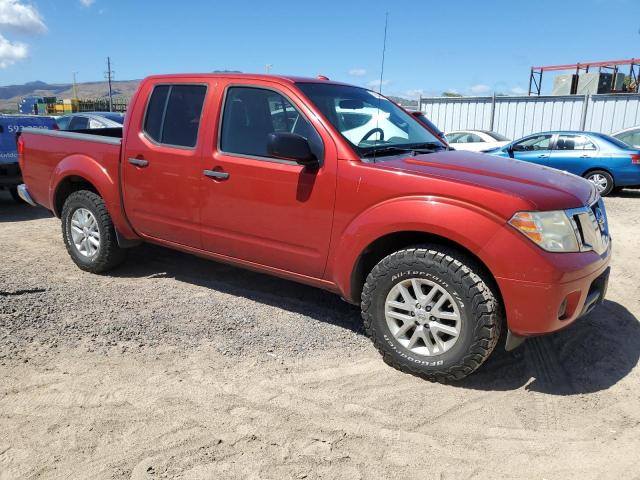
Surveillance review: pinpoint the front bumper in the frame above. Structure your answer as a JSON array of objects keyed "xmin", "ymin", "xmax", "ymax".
[
  {"xmin": 499, "ymin": 250, "xmax": 611, "ymax": 337},
  {"xmin": 17, "ymin": 184, "xmax": 37, "ymax": 206}
]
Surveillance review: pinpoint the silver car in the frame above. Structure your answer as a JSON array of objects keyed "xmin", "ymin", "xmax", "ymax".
[
  {"xmin": 56, "ymin": 112, "xmax": 124, "ymax": 131},
  {"xmin": 612, "ymin": 126, "xmax": 640, "ymax": 149}
]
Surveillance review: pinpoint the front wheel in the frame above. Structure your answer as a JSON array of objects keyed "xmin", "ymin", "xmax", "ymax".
[
  {"xmin": 584, "ymin": 170, "xmax": 614, "ymax": 196},
  {"xmin": 61, "ymin": 190, "xmax": 126, "ymax": 273},
  {"xmin": 361, "ymin": 247, "xmax": 502, "ymax": 382}
]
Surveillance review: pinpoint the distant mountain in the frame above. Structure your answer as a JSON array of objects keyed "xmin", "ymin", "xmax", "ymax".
[
  {"xmin": 387, "ymin": 96, "xmax": 418, "ymax": 109},
  {"xmin": 0, "ymin": 79, "xmax": 141, "ymax": 112}
]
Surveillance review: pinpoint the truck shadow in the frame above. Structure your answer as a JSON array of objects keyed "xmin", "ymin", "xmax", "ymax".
[
  {"xmin": 114, "ymin": 243, "xmax": 638, "ymax": 395},
  {"xmin": 112, "ymin": 243, "xmax": 364, "ymax": 336},
  {"xmin": 0, "ymin": 191, "xmax": 53, "ymax": 222},
  {"xmin": 459, "ymin": 300, "xmax": 639, "ymax": 395},
  {"xmin": 610, "ymin": 189, "xmax": 640, "ymax": 198}
]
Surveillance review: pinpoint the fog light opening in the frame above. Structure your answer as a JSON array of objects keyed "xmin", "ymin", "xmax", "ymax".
[{"xmin": 558, "ymin": 297, "xmax": 568, "ymax": 320}]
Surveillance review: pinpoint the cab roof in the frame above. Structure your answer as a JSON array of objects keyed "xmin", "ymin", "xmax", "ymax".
[{"xmin": 143, "ymin": 73, "xmax": 355, "ymax": 87}]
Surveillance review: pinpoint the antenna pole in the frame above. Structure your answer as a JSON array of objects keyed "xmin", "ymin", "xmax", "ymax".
[
  {"xmin": 372, "ymin": 12, "xmax": 389, "ymax": 164},
  {"xmin": 378, "ymin": 12, "xmax": 389, "ymax": 94}
]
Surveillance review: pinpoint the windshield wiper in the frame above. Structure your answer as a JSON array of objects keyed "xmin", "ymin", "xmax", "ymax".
[
  {"xmin": 406, "ymin": 142, "xmax": 447, "ymax": 151},
  {"xmin": 361, "ymin": 146, "xmax": 415, "ymax": 158},
  {"xmin": 361, "ymin": 142, "xmax": 447, "ymax": 159}
]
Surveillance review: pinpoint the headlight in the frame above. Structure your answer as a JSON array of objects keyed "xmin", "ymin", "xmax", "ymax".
[{"xmin": 509, "ymin": 211, "xmax": 579, "ymax": 252}]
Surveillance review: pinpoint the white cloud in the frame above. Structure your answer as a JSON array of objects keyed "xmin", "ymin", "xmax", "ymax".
[
  {"xmin": 0, "ymin": 33, "xmax": 27, "ymax": 68},
  {"xmin": 510, "ymin": 86, "xmax": 527, "ymax": 95},
  {"xmin": 79, "ymin": 0, "xmax": 95, "ymax": 6},
  {"xmin": 348, "ymin": 68, "xmax": 366, "ymax": 77},
  {"xmin": 0, "ymin": 0, "xmax": 46, "ymax": 34},
  {"xmin": 470, "ymin": 84, "xmax": 491, "ymax": 94},
  {"xmin": 366, "ymin": 79, "xmax": 390, "ymax": 89}
]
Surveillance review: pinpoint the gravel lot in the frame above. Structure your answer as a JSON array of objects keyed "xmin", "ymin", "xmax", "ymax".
[{"xmin": 1, "ymin": 190, "xmax": 639, "ymax": 479}]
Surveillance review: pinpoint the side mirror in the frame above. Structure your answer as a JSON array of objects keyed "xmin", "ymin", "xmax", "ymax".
[
  {"xmin": 506, "ymin": 145, "xmax": 515, "ymax": 157},
  {"xmin": 267, "ymin": 132, "xmax": 319, "ymax": 168}
]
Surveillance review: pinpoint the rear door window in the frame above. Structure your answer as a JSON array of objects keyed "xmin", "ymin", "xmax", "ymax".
[
  {"xmin": 143, "ymin": 84, "xmax": 207, "ymax": 148},
  {"xmin": 554, "ymin": 134, "xmax": 596, "ymax": 151}
]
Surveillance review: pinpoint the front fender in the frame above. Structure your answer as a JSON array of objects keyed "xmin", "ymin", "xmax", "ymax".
[
  {"xmin": 49, "ymin": 154, "xmax": 136, "ymax": 238},
  {"xmin": 329, "ymin": 196, "xmax": 507, "ymax": 301}
]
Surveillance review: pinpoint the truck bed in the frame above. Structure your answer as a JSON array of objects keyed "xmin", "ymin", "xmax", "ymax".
[{"xmin": 19, "ymin": 128, "xmax": 123, "ymax": 213}]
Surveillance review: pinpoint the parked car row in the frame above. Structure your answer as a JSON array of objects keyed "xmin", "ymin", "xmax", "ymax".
[
  {"xmin": 1, "ymin": 112, "xmax": 125, "ymax": 202},
  {"xmin": 440, "ymin": 127, "xmax": 640, "ymax": 195}
]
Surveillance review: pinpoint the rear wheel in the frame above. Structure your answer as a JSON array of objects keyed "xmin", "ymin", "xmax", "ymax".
[
  {"xmin": 361, "ymin": 246, "xmax": 502, "ymax": 382},
  {"xmin": 61, "ymin": 190, "xmax": 126, "ymax": 273},
  {"xmin": 584, "ymin": 170, "xmax": 614, "ymax": 196}
]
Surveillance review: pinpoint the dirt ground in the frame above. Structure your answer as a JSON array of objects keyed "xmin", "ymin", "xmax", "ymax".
[{"xmin": 1, "ymin": 189, "xmax": 639, "ymax": 480}]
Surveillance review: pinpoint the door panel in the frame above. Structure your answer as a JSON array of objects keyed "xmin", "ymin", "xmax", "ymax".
[
  {"xmin": 199, "ymin": 82, "xmax": 337, "ymax": 278},
  {"xmin": 511, "ymin": 134, "xmax": 553, "ymax": 166},
  {"xmin": 122, "ymin": 82, "xmax": 208, "ymax": 248},
  {"xmin": 550, "ymin": 134, "xmax": 598, "ymax": 175}
]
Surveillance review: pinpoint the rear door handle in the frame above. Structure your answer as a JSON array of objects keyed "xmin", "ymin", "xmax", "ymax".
[
  {"xmin": 128, "ymin": 158, "xmax": 149, "ymax": 167},
  {"xmin": 537, "ymin": 154, "xmax": 549, "ymax": 158},
  {"xmin": 203, "ymin": 169, "xmax": 230, "ymax": 180}
]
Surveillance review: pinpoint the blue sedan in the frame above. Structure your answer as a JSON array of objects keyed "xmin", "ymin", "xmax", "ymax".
[{"xmin": 486, "ymin": 131, "xmax": 640, "ymax": 196}]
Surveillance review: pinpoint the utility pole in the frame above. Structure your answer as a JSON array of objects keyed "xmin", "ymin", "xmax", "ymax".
[
  {"xmin": 265, "ymin": 64, "xmax": 272, "ymax": 74},
  {"xmin": 72, "ymin": 72, "xmax": 78, "ymax": 99},
  {"xmin": 105, "ymin": 57, "xmax": 114, "ymax": 112}
]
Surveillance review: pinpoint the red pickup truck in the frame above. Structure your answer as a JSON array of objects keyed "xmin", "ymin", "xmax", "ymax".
[{"xmin": 17, "ymin": 74, "xmax": 611, "ymax": 381}]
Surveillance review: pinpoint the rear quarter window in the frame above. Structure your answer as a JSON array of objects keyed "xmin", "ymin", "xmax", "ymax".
[{"xmin": 143, "ymin": 84, "xmax": 207, "ymax": 148}]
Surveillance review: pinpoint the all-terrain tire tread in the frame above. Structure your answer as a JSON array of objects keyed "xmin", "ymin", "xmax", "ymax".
[
  {"xmin": 361, "ymin": 246, "xmax": 502, "ymax": 382},
  {"xmin": 61, "ymin": 190, "xmax": 126, "ymax": 273}
]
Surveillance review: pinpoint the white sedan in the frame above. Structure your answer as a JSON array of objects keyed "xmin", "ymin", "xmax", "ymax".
[
  {"xmin": 612, "ymin": 126, "xmax": 640, "ymax": 148},
  {"xmin": 445, "ymin": 130, "xmax": 510, "ymax": 152}
]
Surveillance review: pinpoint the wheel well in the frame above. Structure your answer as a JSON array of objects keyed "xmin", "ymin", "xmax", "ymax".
[
  {"xmin": 349, "ymin": 231, "xmax": 503, "ymax": 306},
  {"xmin": 583, "ymin": 167, "xmax": 614, "ymax": 180},
  {"xmin": 53, "ymin": 176, "xmax": 99, "ymax": 217}
]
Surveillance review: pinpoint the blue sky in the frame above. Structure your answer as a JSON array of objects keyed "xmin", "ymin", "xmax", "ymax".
[{"xmin": 1, "ymin": 0, "xmax": 639, "ymax": 98}]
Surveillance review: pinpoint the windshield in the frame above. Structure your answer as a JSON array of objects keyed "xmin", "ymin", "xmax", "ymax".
[{"xmin": 297, "ymin": 83, "xmax": 444, "ymax": 158}]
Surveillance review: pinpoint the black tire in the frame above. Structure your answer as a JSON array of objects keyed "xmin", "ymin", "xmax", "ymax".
[
  {"xmin": 61, "ymin": 190, "xmax": 126, "ymax": 273},
  {"xmin": 8, "ymin": 186, "xmax": 22, "ymax": 203},
  {"xmin": 361, "ymin": 246, "xmax": 502, "ymax": 382},
  {"xmin": 584, "ymin": 170, "xmax": 614, "ymax": 196}
]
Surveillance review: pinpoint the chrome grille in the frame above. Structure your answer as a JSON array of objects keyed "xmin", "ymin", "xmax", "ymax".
[{"xmin": 567, "ymin": 198, "xmax": 610, "ymax": 255}]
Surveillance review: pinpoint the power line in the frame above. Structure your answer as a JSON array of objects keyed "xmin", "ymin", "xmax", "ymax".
[{"xmin": 105, "ymin": 57, "xmax": 114, "ymax": 112}]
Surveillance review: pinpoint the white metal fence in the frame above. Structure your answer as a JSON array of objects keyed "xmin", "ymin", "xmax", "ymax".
[{"xmin": 419, "ymin": 94, "xmax": 640, "ymax": 139}]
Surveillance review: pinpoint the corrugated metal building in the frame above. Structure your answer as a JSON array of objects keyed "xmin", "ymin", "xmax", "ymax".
[{"xmin": 420, "ymin": 93, "xmax": 640, "ymax": 138}]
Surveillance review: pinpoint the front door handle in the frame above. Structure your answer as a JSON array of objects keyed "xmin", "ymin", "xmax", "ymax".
[
  {"xmin": 203, "ymin": 169, "xmax": 230, "ymax": 180},
  {"xmin": 128, "ymin": 158, "xmax": 149, "ymax": 167},
  {"xmin": 537, "ymin": 154, "xmax": 549, "ymax": 158}
]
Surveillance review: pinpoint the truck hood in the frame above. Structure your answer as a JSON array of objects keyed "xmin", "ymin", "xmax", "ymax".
[{"xmin": 377, "ymin": 150, "xmax": 595, "ymax": 211}]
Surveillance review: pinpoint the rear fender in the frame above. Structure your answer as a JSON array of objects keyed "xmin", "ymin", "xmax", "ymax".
[{"xmin": 50, "ymin": 154, "xmax": 137, "ymax": 239}]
